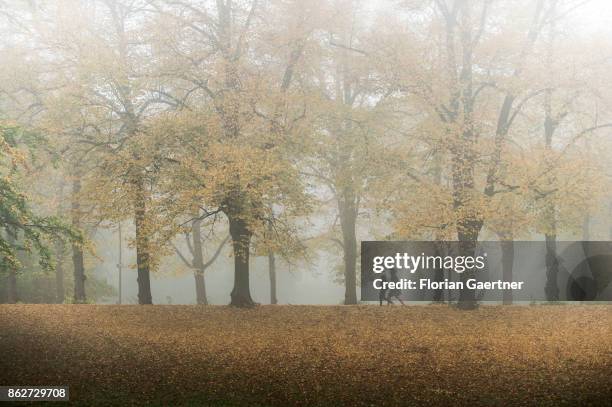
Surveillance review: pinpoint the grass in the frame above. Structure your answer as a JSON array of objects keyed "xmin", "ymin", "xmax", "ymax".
[{"xmin": 1, "ymin": 304, "xmax": 611, "ymax": 406}]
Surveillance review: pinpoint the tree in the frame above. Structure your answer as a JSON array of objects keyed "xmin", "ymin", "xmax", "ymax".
[
  {"xmin": 301, "ymin": 0, "xmax": 396, "ymax": 304},
  {"xmin": 149, "ymin": 0, "xmax": 316, "ymax": 306},
  {"xmin": 36, "ymin": 0, "xmax": 179, "ymax": 304},
  {"xmin": 379, "ymin": 0, "xmax": 557, "ymax": 308},
  {"xmin": 0, "ymin": 123, "xmax": 79, "ymax": 303},
  {"xmin": 173, "ymin": 215, "xmax": 229, "ymax": 305}
]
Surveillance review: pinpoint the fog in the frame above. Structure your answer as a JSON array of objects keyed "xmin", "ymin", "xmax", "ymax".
[
  {"xmin": 93, "ymin": 225, "xmax": 346, "ymax": 304},
  {"xmin": 2, "ymin": 0, "xmax": 612, "ymax": 306}
]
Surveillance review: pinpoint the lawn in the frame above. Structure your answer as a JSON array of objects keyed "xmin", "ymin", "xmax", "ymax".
[{"xmin": 1, "ymin": 304, "xmax": 611, "ymax": 406}]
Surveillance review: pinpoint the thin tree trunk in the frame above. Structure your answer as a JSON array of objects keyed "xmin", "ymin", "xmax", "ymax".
[
  {"xmin": 500, "ymin": 238, "xmax": 514, "ymax": 305},
  {"xmin": 582, "ymin": 214, "xmax": 590, "ymax": 241},
  {"xmin": 134, "ymin": 175, "xmax": 152, "ymax": 305},
  {"xmin": 5, "ymin": 231, "xmax": 17, "ymax": 303},
  {"xmin": 71, "ymin": 178, "xmax": 86, "ymax": 303},
  {"xmin": 191, "ymin": 218, "xmax": 208, "ymax": 305},
  {"xmin": 339, "ymin": 187, "xmax": 358, "ymax": 305},
  {"xmin": 432, "ymin": 243, "xmax": 444, "ymax": 303},
  {"xmin": 55, "ymin": 240, "xmax": 65, "ymax": 303},
  {"xmin": 6, "ymin": 267, "xmax": 17, "ymax": 304},
  {"xmin": 543, "ymin": 2, "xmax": 559, "ymax": 302},
  {"xmin": 609, "ymin": 201, "xmax": 612, "ymax": 240},
  {"xmin": 117, "ymin": 223, "xmax": 123, "ymax": 304},
  {"xmin": 32, "ymin": 267, "xmax": 43, "ymax": 303},
  {"xmin": 543, "ymin": 96, "xmax": 559, "ymax": 301},
  {"xmin": 432, "ymin": 156, "xmax": 445, "ymax": 303},
  {"xmin": 54, "ymin": 179, "xmax": 66, "ymax": 304},
  {"xmin": 229, "ymin": 216, "xmax": 255, "ymax": 307},
  {"xmin": 268, "ymin": 250, "xmax": 277, "ymax": 304},
  {"xmin": 543, "ymin": 116, "xmax": 559, "ymax": 301}
]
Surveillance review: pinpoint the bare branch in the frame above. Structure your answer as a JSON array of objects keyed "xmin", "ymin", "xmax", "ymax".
[{"xmin": 202, "ymin": 235, "xmax": 230, "ymax": 269}]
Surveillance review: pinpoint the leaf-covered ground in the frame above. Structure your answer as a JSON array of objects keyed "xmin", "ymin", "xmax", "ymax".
[{"xmin": 0, "ymin": 305, "xmax": 611, "ymax": 406}]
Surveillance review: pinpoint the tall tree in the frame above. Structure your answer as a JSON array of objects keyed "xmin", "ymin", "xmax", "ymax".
[
  {"xmin": 383, "ymin": 0, "xmax": 553, "ymax": 308},
  {"xmin": 150, "ymin": 0, "xmax": 315, "ymax": 306},
  {"xmin": 303, "ymin": 0, "xmax": 395, "ymax": 304},
  {"xmin": 37, "ymin": 0, "xmax": 179, "ymax": 304}
]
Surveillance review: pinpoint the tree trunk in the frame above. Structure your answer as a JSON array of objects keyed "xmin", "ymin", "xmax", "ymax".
[
  {"xmin": 191, "ymin": 218, "xmax": 208, "ymax": 305},
  {"xmin": 432, "ymin": 243, "xmax": 445, "ymax": 303},
  {"xmin": 500, "ymin": 238, "xmax": 514, "ymax": 305},
  {"xmin": 268, "ymin": 250, "xmax": 277, "ymax": 304},
  {"xmin": 452, "ymin": 142, "xmax": 482, "ymax": 309},
  {"xmin": 582, "ymin": 214, "xmax": 590, "ymax": 241},
  {"xmin": 55, "ymin": 240, "xmax": 65, "ymax": 303},
  {"xmin": 6, "ymin": 231, "xmax": 19, "ymax": 304},
  {"xmin": 71, "ymin": 178, "xmax": 86, "ymax": 303},
  {"xmin": 453, "ymin": 1, "xmax": 481, "ymax": 310},
  {"xmin": 432, "ymin": 155, "xmax": 445, "ymax": 303},
  {"xmin": 134, "ymin": 175, "xmax": 152, "ymax": 305},
  {"xmin": 193, "ymin": 271, "xmax": 207, "ymax": 305},
  {"xmin": 117, "ymin": 223, "xmax": 123, "ymax": 304},
  {"xmin": 5, "ymin": 232, "xmax": 17, "ymax": 303},
  {"xmin": 456, "ymin": 231, "xmax": 479, "ymax": 309},
  {"xmin": 6, "ymin": 267, "xmax": 17, "ymax": 304},
  {"xmin": 229, "ymin": 216, "xmax": 255, "ymax": 307},
  {"xmin": 609, "ymin": 201, "xmax": 612, "ymax": 240},
  {"xmin": 543, "ymin": 2, "xmax": 559, "ymax": 303},
  {"xmin": 542, "ymin": 98, "xmax": 559, "ymax": 301},
  {"xmin": 544, "ymin": 231, "xmax": 559, "ymax": 301},
  {"xmin": 339, "ymin": 187, "xmax": 358, "ymax": 305}
]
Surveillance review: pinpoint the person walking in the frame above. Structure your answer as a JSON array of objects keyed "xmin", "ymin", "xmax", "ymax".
[{"xmin": 386, "ymin": 267, "xmax": 405, "ymax": 305}]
